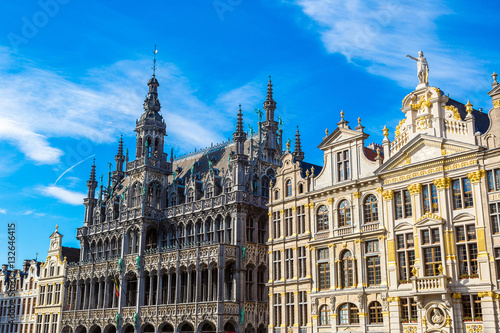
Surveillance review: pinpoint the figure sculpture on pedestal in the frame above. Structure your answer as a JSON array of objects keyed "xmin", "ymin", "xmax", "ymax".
[{"xmin": 406, "ymin": 51, "xmax": 429, "ymax": 85}]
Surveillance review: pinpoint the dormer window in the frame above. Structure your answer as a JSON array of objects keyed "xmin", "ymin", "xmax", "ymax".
[
  {"xmin": 187, "ymin": 189, "xmax": 194, "ymax": 203},
  {"xmin": 206, "ymin": 186, "xmax": 214, "ymax": 199},
  {"xmin": 337, "ymin": 150, "xmax": 350, "ymax": 181}
]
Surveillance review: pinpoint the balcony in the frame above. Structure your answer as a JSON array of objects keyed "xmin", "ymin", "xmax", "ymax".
[
  {"xmin": 362, "ymin": 223, "xmax": 380, "ymax": 232},
  {"xmin": 335, "ymin": 226, "xmax": 355, "ymax": 236},
  {"xmin": 412, "ymin": 275, "xmax": 448, "ymax": 293}
]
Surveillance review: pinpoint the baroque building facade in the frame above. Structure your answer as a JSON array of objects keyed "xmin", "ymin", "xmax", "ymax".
[
  {"xmin": 268, "ymin": 70, "xmax": 500, "ymax": 333},
  {"xmin": 0, "ymin": 260, "xmax": 40, "ymax": 333},
  {"xmin": 61, "ymin": 73, "xmax": 281, "ymax": 333},
  {"xmin": 34, "ymin": 227, "xmax": 79, "ymax": 333}
]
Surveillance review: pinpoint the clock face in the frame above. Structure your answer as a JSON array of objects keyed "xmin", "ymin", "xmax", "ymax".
[{"xmin": 50, "ymin": 240, "xmax": 57, "ymax": 249}]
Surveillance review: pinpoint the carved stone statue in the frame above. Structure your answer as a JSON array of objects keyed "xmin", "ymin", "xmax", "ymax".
[{"xmin": 406, "ymin": 51, "xmax": 429, "ymax": 85}]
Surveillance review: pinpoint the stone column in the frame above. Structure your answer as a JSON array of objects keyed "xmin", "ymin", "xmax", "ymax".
[
  {"xmin": 208, "ymin": 266, "xmax": 213, "ymax": 301},
  {"xmin": 480, "ymin": 293, "xmax": 497, "ymax": 332},
  {"xmin": 156, "ymin": 271, "xmax": 162, "ymax": 305},
  {"xmin": 149, "ymin": 273, "xmax": 154, "ymax": 305},
  {"xmin": 187, "ymin": 268, "xmax": 192, "ymax": 302}
]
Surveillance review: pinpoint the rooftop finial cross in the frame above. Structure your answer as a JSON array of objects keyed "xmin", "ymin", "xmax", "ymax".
[{"xmin": 152, "ymin": 45, "xmax": 158, "ymax": 76}]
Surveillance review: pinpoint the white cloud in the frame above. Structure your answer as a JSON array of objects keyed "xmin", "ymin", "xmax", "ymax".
[
  {"xmin": 0, "ymin": 208, "xmax": 6, "ymax": 214},
  {"xmin": 36, "ymin": 185, "xmax": 86, "ymax": 206},
  {"xmin": 0, "ymin": 47, "xmax": 268, "ymax": 164},
  {"xmin": 292, "ymin": 0, "xmax": 491, "ymax": 102}
]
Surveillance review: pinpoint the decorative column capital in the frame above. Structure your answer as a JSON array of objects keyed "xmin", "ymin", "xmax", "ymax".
[
  {"xmin": 407, "ymin": 183, "xmax": 422, "ymax": 195},
  {"xmin": 382, "ymin": 189, "xmax": 394, "ymax": 200},
  {"xmin": 433, "ymin": 177, "xmax": 451, "ymax": 189},
  {"xmin": 467, "ymin": 170, "xmax": 485, "ymax": 184}
]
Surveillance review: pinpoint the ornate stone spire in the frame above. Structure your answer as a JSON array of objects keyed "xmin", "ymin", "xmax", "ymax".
[
  {"xmin": 86, "ymin": 159, "xmax": 97, "ymax": 199},
  {"xmin": 115, "ymin": 135, "xmax": 125, "ymax": 173},
  {"xmin": 233, "ymin": 105, "xmax": 247, "ymax": 155},
  {"xmin": 264, "ymin": 76, "xmax": 277, "ymax": 121},
  {"xmin": 293, "ymin": 126, "xmax": 305, "ymax": 162}
]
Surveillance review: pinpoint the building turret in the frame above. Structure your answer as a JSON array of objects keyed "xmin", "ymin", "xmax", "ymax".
[
  {"xmin": 264, "ymin": 76, "xmax": 276, "ymax": 122},
  {"xmin": 293, "ymin": 126, "xmax": 305, "ymax": 162},
  {"xmin": 232, "ymin": 105, "xmax": 249, "ymax": 191},
  {"xmin": 135, "ymin": 74, "xmax": 166, "ymax": 159}
]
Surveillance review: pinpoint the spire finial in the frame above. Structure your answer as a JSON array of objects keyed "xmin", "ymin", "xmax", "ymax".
[
  {"xmin": 382, "ymin": 125, "xmax": 389, "ymax": 139},
  {"xmin": 152, "ymin": 45, "xmax": 158, "ymax": 76},
  {"xmin": 358, "ymin": 117, "xmax": 361, "ymax": 126},
  {"xmin": 465, "ymin": 100, "xmax": 473, "ymax": 115},
  {"xmin": 286, "ymin": 138, "xmax": 291, "ymax": 152},
  {"xmin": 340, "ymin": 110, "xmax": 344, "ymax": 121},
  {"xmin": 55, "ymin": 225, "xmax": 59, "ymax": 232},
  {"xmin": 90, "ymin": 159, "xmax": 96, "ymax": 182},
  {"xmin": 263, "ymin": 76, "xmax": 277, "ymax": 118},
  {"xmin": 325, "ymin": 128, "xmax": 329, "ymax": 137},
  {"xmin": 293, "ymin": 126, "xmax": 304, "ymax": 162},
  {"xmin": 492, "ymin": 72, "xmax": 498, "ymax": 86}
]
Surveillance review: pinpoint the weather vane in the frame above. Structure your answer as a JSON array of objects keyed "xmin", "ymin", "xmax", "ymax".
[{"xmin": 152, "ymin": 45, "xmax": 158, "ymax": 76}]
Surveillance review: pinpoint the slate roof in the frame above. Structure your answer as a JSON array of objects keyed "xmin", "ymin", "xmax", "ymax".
[{"xmin": 62, "ymin": 247, "xmax": 80, "ymax": 263}]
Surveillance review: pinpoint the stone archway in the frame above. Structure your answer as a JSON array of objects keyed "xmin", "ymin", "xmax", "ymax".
[
  {"xmin": 89, "ymin": 325, "xmax": 102, "ymax": 333},
  {"xmin": 103, "ymin": 325, "xmax": 116, "ymax": 333},
  {"xmin": 141, "ymin": 323, "xmax": 155, "ymax": 333},
  {"xmin": 224, "ymin": 321, "xmax": 236, "ymax": 333},
  {"xmin": 179, "ymin": 322, "xmax": 194, "ymax": 333},
  {"xmin": 199, "ymin": 321, "xmax": 216, "ymax": 333}
]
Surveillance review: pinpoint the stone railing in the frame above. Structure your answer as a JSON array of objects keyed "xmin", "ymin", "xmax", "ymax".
[
  {"xmin": 335, "ymin": 226, "xmax": 355, "ymax": 236},
  {"xmin": 412, "ymin": 275, "xmax": 447, "ymax": 292},
  {"xmin": 390, "ymin": 132, "xmax": 409, "ymax": 155},
  {"xmin": 315, "ymin": 232, "xmax": 330, "ymax": 239},
  {"xmin": 362, "ymin": 223, "xmax": 379, "ymax": 232},
  {"xmin": 445, "ymin": 119, "xmax": 468, "ymax": 135},
  {"xmin": 223, "ymin": 302, "xmax": 239, "ymax": 314}
]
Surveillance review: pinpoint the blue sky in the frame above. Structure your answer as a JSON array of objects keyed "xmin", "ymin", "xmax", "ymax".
[{"xmin": 1, "ymin": 0, "xmax": 499, "ymax": 264}]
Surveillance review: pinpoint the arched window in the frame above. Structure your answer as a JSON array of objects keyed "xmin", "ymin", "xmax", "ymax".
[
  {"xmin": 206, "ymin": 185, "xmax": 214, "ymax": 199},
  {"xmin": 298, "ymin": 183, "xmax": 304, "ymax": 194},
  {"xmin": 369, "ymin": 301, "xmax": 383, "ymax": 324},
  {"xmin": 338, "ymin": 200, "xmax": 351, "ymax": 227},
  {"xmin": 186, "ymin": 223, "xmax": 194, "ymax": 244},
  {"xmin": 319, "ymin": 305, "xmax": 331, "ymax": 326},
  {"xmin": 225, "ymin": 180, "xmax": 232, "ymax": 193},
  {"xmin": 285, "ymin": 180, "xmax": 292, "ymax": 197},
  {"xmin": 132, "ymin": 183, "xmax": 142, "ymax": 207},
  {"xmin": 317, "ymin": 205, "xmax": 329, "ymax": 232},
  {"xmin": 169, "ymin": 194, "xmax": 177, "ymax": 207},
  {"xmin": 338, "ymin": 303, "xmax": 359, "ymax": 325},
  {"xmin": 187, "ymin": 189, "xmax": 195, "ymax": 203},
  {"xmin": 364, "ymin": 195, "xmax": 379, "ymax": 223},
  {"xmin": 341, "ymin": 250, "xmax": 354, "ymax": 288},
  {"xmin": 145, "ymin": 228, "xmax": 157, "ymax": 251},
  {"xmin": 274, "ymin": 190, "xmax": 280, "ymax": 200},
  {"xmin": 178, "ymin": 224, "xmax": 185, "ymax": 246},
  {"xmin": 261, "ymin": 176, "xmax": 270, "ymax": 198}
]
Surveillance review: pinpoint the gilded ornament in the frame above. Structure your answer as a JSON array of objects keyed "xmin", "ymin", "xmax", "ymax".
[
  {"xmin": 352, "ymin": 191, "xmax": 361, "ymax": 199},
  {"xmin": 417, "ymin": 211, "xmax": 442, "ymax": 222},
  {"xmin": 433, "ymin": 177, "xmax": 451, "ymax": 189},
  {"xmin": 395, "ymin": 118, "xmax": 406, "ymax": 137},
  {"xmin": 416, "ymin": 115, "xmax": 431, "ymax": 131},
  {"xmin": 493, "ymin": 100, "xmax": 500, "ymax": 108},
  {"xmin": 467, "ymin": 170, "xmax": 485, "ymax": 183},
  {"xmin": 465, "ymin": 100, "xmax": 473, "ymax": 115},
  {"xmin": 407, "ymin": 183, "xmax": 422, "ymax": 195},
  {"xmin": 382, "ymin": 125, "xmax": 389, "ymax": 139},
  {"xmin": 445, "ymin": 105, "xmax": 461, "ymax": 120}
]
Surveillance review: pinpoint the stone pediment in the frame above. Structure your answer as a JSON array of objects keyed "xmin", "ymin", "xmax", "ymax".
[
  {"xmin": 414, "ymin": 212, "xmax": 444, "ymax": 227},
  {"xmin": 453, "ymin": 212, "xmax": 475, "ymax": 223},
  {"xmin": 377, "ymin": 134, "xmax": 479, "ymax": 173},
  {"xmin": 318, "ymin": 127, "xmax": 368, "ymax": 150},
  {"xmin": 394, "ymin": 222, "xmax": 413, "ymax": 231}
]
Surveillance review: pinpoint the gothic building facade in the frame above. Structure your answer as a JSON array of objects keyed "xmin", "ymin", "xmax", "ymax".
[
  {"xmin": 267, "ymin": 71, "xmax": 500, "ymax": 333},
  {"xmin": 61, "ymin": 74, "xmax": 282, "ymax": 333}
]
